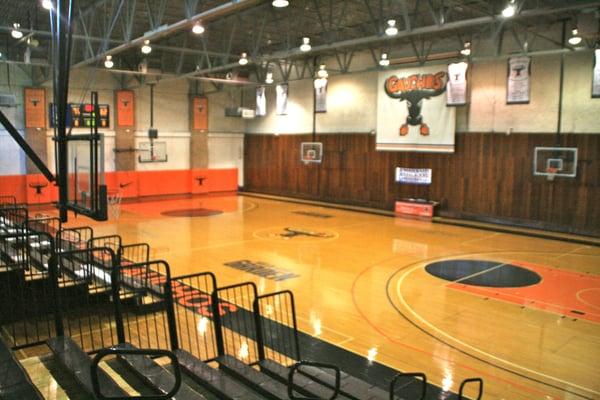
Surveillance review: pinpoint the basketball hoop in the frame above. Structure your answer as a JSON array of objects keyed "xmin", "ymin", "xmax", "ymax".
[
  {"xmin": 107, "ymin": 190, "xmax": 123, "ymax": 220},
  {"xmin": 546, "ymin": 167, "xmax": 558, "ymax": 181}
]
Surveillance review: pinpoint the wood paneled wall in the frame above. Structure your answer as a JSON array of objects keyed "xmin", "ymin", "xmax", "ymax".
[{"xmin": 244, "ymin": 133, "xmax": 600, "ymax": 236}]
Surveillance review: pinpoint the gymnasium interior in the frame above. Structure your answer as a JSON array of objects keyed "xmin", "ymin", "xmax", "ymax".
[{"xmin": 0, "ymin": 0, "xmax": 599, "ymax": 399}]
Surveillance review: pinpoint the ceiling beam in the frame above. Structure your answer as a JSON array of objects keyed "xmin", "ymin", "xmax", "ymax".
[{"xmin": 72, "ymin": 0, "xmax": 262, "ymax": 68}]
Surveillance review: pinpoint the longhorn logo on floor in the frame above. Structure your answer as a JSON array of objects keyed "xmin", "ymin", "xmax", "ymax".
[
  {"xmin": 278, "ymin": 227, "xmax": 334, "ymax": 239},
  {"xmin": 224, "ymin": 260, "xmax": 300, "ymax": 281}
]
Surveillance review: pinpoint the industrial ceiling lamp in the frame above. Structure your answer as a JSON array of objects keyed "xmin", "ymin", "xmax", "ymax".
[
  {"xmin": 379, "ymin": 53, "xmax": 390, "ymax": 66},
  {"xmin": 141, "ymin": 39, "xmax": 152, "ymax": 54},
  {"xmin": 460, "ymin": 41, "xmax": 472, "ymax": 56},
  {"xmin": 239, "ymin": 52, "xmax": 249, "ymax": 65},
  {"xmin": 265, "ymin": 71, "xmax": 274, "ymax": 84},
  {"xmin": 104, "ymin": 55, "xmax": 114, "ymax": 69},
  {"xmin": 568, "ymin": 29, "xmax": 582, "ymax": 45},
  {"xmin": 272, "ymin": 0, "xmax": 289, "ymax": 7},
  {"xmin": 300, "ymin": 37, "xmax": 311, "ymax": 52},
  {"xmin": 502, "ymin": 0, "xmax": 516, "ymax": 18},
  {"xmin": 41, "ymin": 0, "xmax": 53, "ymax": 10},
  {"xmin": 385, "ymin": 20, "xmax": 398, "ymax": 36},
  {"xmin": 11, "ymin": 23, "xmax": 23, "ymax": 39},
  {"xmin": 317, "ymin": 64, "xmax": 328, "ymax": 79},
  {"xmin": 192, "ymin": 22, "xmax": 205, "ymax": 35}
]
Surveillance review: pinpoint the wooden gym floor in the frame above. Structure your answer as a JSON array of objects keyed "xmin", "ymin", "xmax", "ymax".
[{"xmin": 60, "ymin": 193, "xmax": 599, "ymax": 400}]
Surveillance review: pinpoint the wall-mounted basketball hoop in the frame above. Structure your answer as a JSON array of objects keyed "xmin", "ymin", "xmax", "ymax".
[
  {"xmin": 301, "ymin": 142, "xmax": 323, "ymax": 164},
  {"xmin": 533, "ymin": 147, "xmax": 578, "ymax": 182}
]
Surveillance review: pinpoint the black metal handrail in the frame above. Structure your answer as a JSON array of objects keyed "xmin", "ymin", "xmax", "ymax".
[
  {"xmin": 90, "ymin": 347, "xmax": 182, "ymax": 400},
  {"xmin": 287, "ymin": 361, "xmax": 341, "ymax": 400},
  {"xmin": 389, "ymin": 372, "xmax": 427, "ymax": 400},
  {"xmin": 458, "ymin": 377, "xmax": 483, "ymax": 400}
]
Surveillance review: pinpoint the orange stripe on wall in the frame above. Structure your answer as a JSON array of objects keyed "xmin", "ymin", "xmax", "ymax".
[{"xmin": 1, "ymin": 169, "xmax": 238, "ymax": 205}]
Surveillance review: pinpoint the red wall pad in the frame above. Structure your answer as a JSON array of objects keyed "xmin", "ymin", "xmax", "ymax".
[
  {"xmin": 26, "ymin": 174, "xmax": 58, "ymax": 204},
  {"xmin": 0, "ymin": 175, "xmax": 27, "ymax": 203}
]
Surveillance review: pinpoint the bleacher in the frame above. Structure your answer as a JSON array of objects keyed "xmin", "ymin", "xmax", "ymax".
[{"xmin": 0, "ymin": 196, "xmax": 483, "ymax": 400}]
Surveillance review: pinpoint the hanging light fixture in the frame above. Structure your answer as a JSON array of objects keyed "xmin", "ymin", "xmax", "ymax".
[
  {"xmin": 141, "ymin": 39, "xmax": 152, "ymax": 54},
  {"xmin": 502, "ymin": 0, "xmax": 516, "ymax": 18},
  {"xmin": 568, "ymin": 29, "xmax": 582, "ymax": 45},
  {"xmin": 272, "ymin": 0, "xmax": 289, "ymax": 7},
  {"xmin": 104, "ymin": 55, "xmax": 114, "ymax": 69},
  {"xmin": 265, "ymin": 71, "xmax": 274, "ymax": 84},
  {"xmin": 239, "ymin": 52, "xmax": 249, "ymax": 65},
  {"xmin": 41, "ymin": 0, "xmax": 53, "ymax": 10},
  {"xmin": 300, "ymin": 37, "xmax": 311, "ymax": 52},
  {"xmin": 317, "ymin": 64, "xmax": 328, "ymax": 79},
  {"xmin": 385, "ymin": 20, "xmax": 398, "ymax": 36},
  {"xmin": 192, "ymin": 22, "xmax": 205, "ymax": 35},
  {"xmin": 379, "ymin": 53, "xmax": 390, "ymax": 66},
  {"xmin": 460, "ymin": 42, "xmax": 472, "ymax": 56},
  {"xmin": 11, "ymin": 23, "xmax": 23, "ymax": 39}
]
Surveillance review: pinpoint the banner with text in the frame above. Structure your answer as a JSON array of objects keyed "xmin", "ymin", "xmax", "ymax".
[
  {"xmin": 395, "ymin": 167, "xmax": 432, "ymax": 185},
  {"xmin": 507, "ymin": 56, "xmax": 531, "ymax": 104},
  {"xmin": 446, "ymin": 62, "xmax": 469, "ymax": 106},
  {"xmin": 593, "ymin": 49, "xmax": 600, "ymax": 98},
  {"xmin": 377, "ymin": 64, "xmax": 455, "ymax": 153}
]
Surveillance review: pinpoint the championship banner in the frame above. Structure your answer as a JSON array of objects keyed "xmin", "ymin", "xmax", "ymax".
[
  {"xmin": 507, "ymin": 56, "xmax": 531, "ymax": 104},
  {"xmin": 395, "ymin": 167, "xmax": 432, "ymax": 185},
  {"xmin": 314, "ymin": 78, "xmax": 327, "ymax": 112},
  {"xmin": 276, "ymin": 83, "xmax": 288, "ymax": 115},
  {"xmin": 377, "ymin": 64, "xmax": 455, "ymax": 153},
  {"xmin": 116, "ymin": 90, "xmax": 135, "ymax": 128},
  {"xmin": 446, "ymin": 62, "xmax": 468, "ymax": 106},
  {"xmin": 24, "ymin": 88, "xmax": 46, "ymax": 128},
  {"xmin": 256, "ymin": 86, "xmax": 266, "ymax": 116},
  {"xmin": 593, "ymin": 49, "xmax": 600, "ymax": 98}
]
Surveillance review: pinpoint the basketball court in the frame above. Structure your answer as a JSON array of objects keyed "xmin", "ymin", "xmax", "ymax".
[{"xmin": 0, "ymin": 1, "xmax": 599, "ymax": 400}]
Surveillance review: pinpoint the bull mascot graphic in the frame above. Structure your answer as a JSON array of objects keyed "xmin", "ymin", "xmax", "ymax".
[{"xmin": 384, "ymin": 71, "xmax": 447, "ymax": 136}]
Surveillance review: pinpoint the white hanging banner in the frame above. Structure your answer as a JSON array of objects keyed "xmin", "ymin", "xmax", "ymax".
[
  {"xmin": 446, "ymin": 62, "xmax": 469, "ymax": 106},
  {"xmin": 395, "ymin": 167, "xmax": 432, "ymax": 185},
  {"xmin": 256, "ymin": 86, "xmax": 266, "ymax": 116},
  {"xmin": 276, "ymin": 84, "xmax": 288, "ymax": 115},
  {"xmin": 507, "ymin": 56, "xmax": 531, "ymax": 104},
  {"xmin": 314, "ymin": 78, "xmax": 327, "ymax": 112},
  {"xmin": 593, "ymin": 49, "xmax": 600, "ymax": 98},
  {"xmin": 377, "ymin": 64, "xmax": 455, "ymax": 153}
]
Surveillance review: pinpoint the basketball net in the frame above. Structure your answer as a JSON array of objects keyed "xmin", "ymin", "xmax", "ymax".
[{"xmin": 546, "ymin": 167, "xmax": 557, "ymax": 181}]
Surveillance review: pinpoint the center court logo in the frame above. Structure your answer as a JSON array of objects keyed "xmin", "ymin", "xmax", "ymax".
[{"xmin": 384, "ymin": 71, "xmax": 447, "ymax": 136}]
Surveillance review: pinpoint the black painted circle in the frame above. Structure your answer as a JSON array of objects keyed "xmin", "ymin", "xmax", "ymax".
[
  {"xmin": 161, "ymin": 208, "xmax": 223, "ymax": 217},
  {"xmin": 425, "ymin": 259, "xmax": 541, "ymax": 288}
]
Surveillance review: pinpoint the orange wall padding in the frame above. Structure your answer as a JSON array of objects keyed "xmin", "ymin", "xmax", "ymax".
[{"xmin": 1, "ymin": 169, "xmax": 238, "ymax": 205}]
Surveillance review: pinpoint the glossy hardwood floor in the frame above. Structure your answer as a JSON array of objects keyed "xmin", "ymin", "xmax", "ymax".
[{"xmin": 73, "ymin": 194, "xmax": 600, "ymax": 400}]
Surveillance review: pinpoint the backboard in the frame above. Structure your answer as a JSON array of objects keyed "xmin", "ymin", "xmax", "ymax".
[
  {"xmin": 300, "ymin": 142, "xmax": 323, "ymax": 164},
  {"xmin": 533, "ymin": 147, "xmax": 578, "ymax": 179},
  {"xmin": 138, "ymin": 141, "xmax": 168, "ymax": 163}
]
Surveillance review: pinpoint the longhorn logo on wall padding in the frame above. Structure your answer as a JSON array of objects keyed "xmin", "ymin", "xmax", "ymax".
[{"xmin": 384, "ymin": 72, "xmax": 447, "ymax": 136}]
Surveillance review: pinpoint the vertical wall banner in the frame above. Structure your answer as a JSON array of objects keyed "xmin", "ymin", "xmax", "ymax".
[
  {"xmin": 192, "ymin": 97, "xmax": 209, "ymax": 131},
  {"xmin": 115, "ymin": 90, "xmax": 135, "ymax": 128},
  {"xmin": 593, "ymin": 49, "xmax": 600, "ymax": 98},
  {"xmin": 507, "ymin": 56, "xmax": 531, "ymax": 104},
  {"xmin": 256, "ymin": 86, "xmax": 267, "ymax": 116},
  {"xmin": 24, "ymin": 88, "xmax": 46, "ymax": 128},
  {"xmin": 446, "ymin": 62, "xmax": 469, "ymax": 106},
  {"xmin": 377, "ymin": 64, "xmax": 455, "ymax": 153},
  {"xmin": 314, "ymin": 78, "xmax": 327, "ymax": 112},
  {"xmin": 276, "ymin": 83, "xmax": 288, "ymax": 115}
]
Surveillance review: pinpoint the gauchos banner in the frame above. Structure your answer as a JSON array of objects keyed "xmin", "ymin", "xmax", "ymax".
[{"xmin": 377, "ymin": 65, "xmax": 456, "ymax": 153}]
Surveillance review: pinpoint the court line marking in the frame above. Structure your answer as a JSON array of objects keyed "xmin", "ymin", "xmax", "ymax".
[
  {"xmin": 575, "ymin": 288, "xmax": 600, "ymax": 312},
  {"xmin": 442, "ymin": 262, "xmax": 508, "ymax": 287},
  {"xmin": 555, "ymin": 245, "xmax": 591, "ymax": 260},
  {"xmin": 395, "ymin": 264, "xmax": 600, "ymax": 397},
  {"xmin": 460, "ymin": 232, "xmax": 501, "ymax": 246}
]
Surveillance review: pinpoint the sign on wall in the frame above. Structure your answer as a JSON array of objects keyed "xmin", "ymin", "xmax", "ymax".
[
  {"xmin": 314, "ymin": 78, "xmax": 327, "ymax": 112},
  {"xmin": 256, "ymin": 86, "xmax": 266, "ymax": 116},
  {"xmin": 377, "ymin": 65, "xmax": 455, "ymax": 153},
  {"xmin": 192, "ymin": 97, "xmax": 208, "ymax": 131},
  {"xmin": 24, "ymin": 88, "xmax": 46, "ymax": 128},
  {"xmin": 507, "ymin": 56, "xmax": 531, "ymax": 104},
  {"xmin": 395, "ymin": 167, "xmax": 432, "ymax": 185},
  {"xmin": 276, "ymin": 83, "xmax": 288, "ymax": 115},
  {"xmin": 593, "ymin": 49, "xmax": 600, "ymax": 98},
  {"xmin": 116, "ymin": 90, "xmax": 135, "ymax": 128},
  {"xmin": 446, "ymin": 62, "xmax": 469, "ymax": 106}
]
